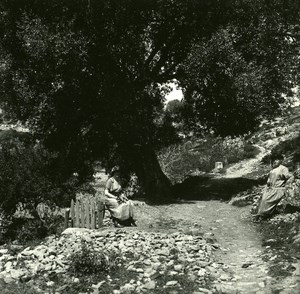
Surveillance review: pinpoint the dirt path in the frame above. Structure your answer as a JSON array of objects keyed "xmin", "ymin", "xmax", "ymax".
[
  {"xmin": 224, "ymin": 145, "xmax": 267, "ymax": 179},
  {"xmin": 135, "ymin": 200, "xmax": 300, "ymax": 293}
]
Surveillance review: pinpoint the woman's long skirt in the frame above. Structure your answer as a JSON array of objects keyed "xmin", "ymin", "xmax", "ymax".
[
  {"xmin": 105, "ymin": 198, "xmax": 134, "ymax": 221},
  {"xmin": 257, "ymin": 187, "xmax": 285, "ymax": 216}
]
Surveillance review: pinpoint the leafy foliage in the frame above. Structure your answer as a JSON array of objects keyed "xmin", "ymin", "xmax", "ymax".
[
  {"xmin": 158, "ymin": 137, "xmax": 259, "ymax": 184},
  {"xmin": 0, "ymin": 130, "xmax": 79, "ymax": 219},
  {"xmin": 0, "ymin": 217, "xmax": 47, "ymax": 244},
  {"xmin": 180, "ymin": 1, "xmax": 300, "ymax": 136},
  {"xmin": 0, "ymin": 0, "xmax": 299, "ymax": 201},
  {"xmin": 68, "ymin": 240, "xmax": 121, "ymax": 277},
  {"xmin": 165, "ymin": 100, "xmax": 184, "ymax": 123},
  {"xmin": 1, "ymin": 0, "xmax": 201, "ymax": 201}
]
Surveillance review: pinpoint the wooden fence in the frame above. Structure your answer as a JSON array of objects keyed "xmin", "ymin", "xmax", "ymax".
[{"xmin": 64, "ymin": 195, "xmax": 105, "ymax": 229}]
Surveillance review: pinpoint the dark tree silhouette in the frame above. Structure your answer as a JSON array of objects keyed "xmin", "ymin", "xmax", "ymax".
[
  {"xmin": 0, "ymin": 0, "xmax": 299, "ymax": 201},
  {"xmin": 180, "ymin": 0, "xmax": 300, "ymax": 136}
]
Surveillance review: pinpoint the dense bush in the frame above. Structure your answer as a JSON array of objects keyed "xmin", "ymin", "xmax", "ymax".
[
  {"xmin": 68, "ymin": 240, "xmax": 121, "ymax": 277},
  {"xmin": 0, "ymin": 217, "xmax": 47, "ymax": 244},
  {"xmin": 158, "ymin": 136, "xmax": 260, "ymax": 184},
  {"xmin": 0, "ymin": 130, "xmax": 85, "ymax": 243},
  {"xmin": 0, "ymin": 137, "xmax": 78, "ymax": 218},
  {"xmin": 0, "ymin": 213, "xmax": 65, "ymax": 244}
]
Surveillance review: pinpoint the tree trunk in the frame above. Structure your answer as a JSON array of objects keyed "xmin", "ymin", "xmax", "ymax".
[{"xmin": 132, "ymin": 145, "xmax": 172, "ymax": 203}]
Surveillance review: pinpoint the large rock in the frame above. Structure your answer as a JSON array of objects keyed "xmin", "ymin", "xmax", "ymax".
[{"xmin": 143, "ymin": 280, "xmax": 156, "ymax": 290}]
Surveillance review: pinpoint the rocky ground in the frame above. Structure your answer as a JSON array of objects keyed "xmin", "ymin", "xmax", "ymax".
[
  {"xmin": 0, "ymin": 221, "xmax": 225, "ymax": 294},
  {"xmin": 1, "ymin": 200, "xmax": 299, "ymax": 293}
]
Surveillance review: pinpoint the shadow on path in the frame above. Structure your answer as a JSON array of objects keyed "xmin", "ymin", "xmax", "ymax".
[{"xmin": 172, "ymin": 175, "xmax": 266, "ymax": 201}]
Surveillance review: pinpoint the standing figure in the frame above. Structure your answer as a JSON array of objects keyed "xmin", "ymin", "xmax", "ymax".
[
  {"xmin": 254, "ymin": 154, "xmax": 291, "ymax": 221},
  {"xmin": 105, "ymin": 166, "xmax": 137, "ymax": 227}
]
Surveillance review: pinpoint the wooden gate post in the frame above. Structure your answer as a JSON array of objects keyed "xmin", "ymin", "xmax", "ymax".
[
  {"xmin": 91, "ymin": 199, "xmax": 96, "ymax": 229},
  {"xmin": 97, "ymin": 200, "xmax": 105, "ymax": 229},
  {"xmin": 85, "ymin": 199, "xmax": 90, "ymax": 228},
  {"xmin": 64, "ymin": 209, "xmax": 70, "ymax": 230},
  {"xmin": 80, "ymin": 200, "xmax": 85, "ymax": 228},
  {"xmin": 65, "ymin": 194, "xmax": 105, "ymax": 230},
  {"xmin": 70, "ymin": 199, "xmax": 75, "ymax": 227},
  {"xmin": 75, "ymin": 200, "xmax": 80, "ymax": 227}
]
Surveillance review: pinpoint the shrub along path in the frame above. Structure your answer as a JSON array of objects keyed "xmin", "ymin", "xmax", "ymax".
[{"xmin": 136, "ymin": 200, "xmax": 300, "ymax": 293}]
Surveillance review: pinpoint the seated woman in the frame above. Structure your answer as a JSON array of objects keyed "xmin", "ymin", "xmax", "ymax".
[
  {"xmin": 254, "ymin": 154, "xmax": 291, "ymax": 222},
  {"xmin": 104, "ymin": 166, "xmax": 137, "ymax": 227}
]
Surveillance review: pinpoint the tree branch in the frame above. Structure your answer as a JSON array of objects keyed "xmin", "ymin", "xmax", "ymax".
[
  {"xmin": 157, "ymin": 63, "xmax": 178, "ymax": 82},
  {"xmin": 146, "ymin": 32, "xmax": 180, "ymax": 75},
  {"xmin": 145, "ymin": 41, "xmax": 163, "ymax": 67}
]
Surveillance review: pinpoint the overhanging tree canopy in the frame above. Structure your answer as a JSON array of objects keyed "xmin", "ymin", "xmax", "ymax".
[
  {"xmin": 0, "ymin": 0, "xmax": 299, "ymax": 201},
  {"xmin": 180, "ymin": 0, "xmax": 300, "ymax": 136}
]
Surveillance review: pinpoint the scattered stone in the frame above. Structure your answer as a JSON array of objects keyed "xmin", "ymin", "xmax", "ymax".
[
  {"xmin": 220, "ymin": 274, "xmax": 230, "ymax": 281},
  {"xmin": 258, "ymin": 282, "xmax": 265, "ymax": 288},
  {"xmin": 10, "ymin": 268, "xmax": 25, "ymax": 280},
  {"xmin": 156, "ymin": 248, "xmax": 170, "ymax": 256},
  {"xmin": 61, "ymin": 227, "xmax": 91, "ymax": 235},
  {"xmin": 46, "ymin": 281, "xmax": 55, "ymax": 287},
  {"xmin": 120, "ymin": 283, "xmax": 135, "ymax": 293},
  {"xmin": 197, "ymin": 288, "xmax": 213, "ymax": 294},
  {"xmin": 0, "ymin": 226, "xmax": 228, "ymax": 292},
  {"xmin": 264, "ymin": 239, "xmax": 276, "ymax": 245},
  {"xmin": 174, "ymin": 264, "xmax": 183, "ymax": 271},
  {"xmin": 150, "ymin": 271, "xmax": 162, "ymax": 280},
  {"xmin": 92, "ymin": 281, "xmax": 106, "ymax": 289},
  {"xmin": 135, "ymin": 268, "xmax": 144, "ymax": 273},
  {"xmin": 143, "ymin": 280, "xmax": 156, "ymax": 290},
  {"xmin": 3, "ymin": 276, "xmax": 14, "ymax": 283},
  {"xmin": 0, "ymin": 249, "xmax": 9, "ymax": 255},
  {"xmin": 72, "ymin": 277, "xmax": 80, "ymax": 283},
  {"xmin": 197, "ymin": 269, "xmax": 206, "ymax": 277},
  {"xmin": 241, "ymin": 263, "xmax": 253, "ymax": 268},
  {"xmin": 166, "ymin": 280, "xmax": 178, "ymax": 286}
]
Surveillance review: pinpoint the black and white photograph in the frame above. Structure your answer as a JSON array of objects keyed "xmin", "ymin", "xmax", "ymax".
[{"xmin": 0, "ymin": 0, "xmax": 299, "ymax": 293}]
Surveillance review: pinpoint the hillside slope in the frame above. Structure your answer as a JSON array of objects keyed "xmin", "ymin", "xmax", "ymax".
[{"xmin": 223, "ymin": 106, "xmax": 300, "ymax": 179}]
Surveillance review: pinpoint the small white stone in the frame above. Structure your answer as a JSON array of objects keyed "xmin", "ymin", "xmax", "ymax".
[
  {"xmin": 197, "ymin": 268, "xmax": 206, "ymax": 277},
  {"xmin": 0, "ymin": 249, "xmax": 9, "ymax": 255},
  {"xmin": 143, "ymin": 280, "xmax": 156, "ymax": 290},
  {"xmin": 174, "ymin": 264, "xmax": 183, "ymax": 271},
  {"xmin": 46, "ymin": 281, "xmax": 55, "ymax": 287},
  {"xmin": 166, "ymin": 280, "xmax": 178, "ymax": 286}
]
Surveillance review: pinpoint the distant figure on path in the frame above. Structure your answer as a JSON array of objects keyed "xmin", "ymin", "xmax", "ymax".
[
  {"xmin": 254, "ymin": 154, "xmax": 291, "ymax": 221},
  {"xmin": 105, "ymin": 166, "xmax": 137, "ymax": 227}
]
